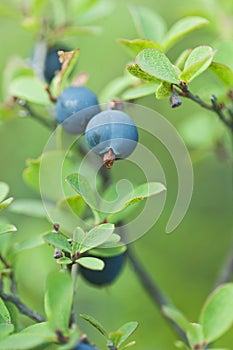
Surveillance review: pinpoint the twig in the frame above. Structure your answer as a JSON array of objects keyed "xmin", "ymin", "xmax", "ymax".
[
  {"xmin": 214, "ymin": 238, "xmax": 233, "ymax": 288},
  {"xmin": 0, "ymin": 290, "xmax": 45, "ymax": 323},
  {"xmin": 126, "ymin": 246, "xmax": 188, "ymax": 343}
]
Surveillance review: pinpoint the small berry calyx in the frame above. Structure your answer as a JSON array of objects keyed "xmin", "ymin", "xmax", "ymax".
[
  {"xmin": 85, "ymin": 109, "xmax": 138, "ymax": 168},
  {"xmin": 56, "ymin": 86, "xmax": 100, "ymax": 134}
]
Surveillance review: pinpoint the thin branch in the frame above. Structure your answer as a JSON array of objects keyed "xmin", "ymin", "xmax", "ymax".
[
  {"xmin": 126, "ymin": 246, "xmax": 188, "ymax": 343},
  {"xmin": 214, "ymin": 238, "xmax": 233, "ymax": 288},
  {"xmin": 0, "ymin": 290, "xmax": 45, "ymax": 323}
]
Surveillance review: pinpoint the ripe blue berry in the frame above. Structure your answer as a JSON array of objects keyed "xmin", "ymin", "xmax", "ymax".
[
  {"xmin": 72, "ymin": 340, "xmax": 99, "ymax": 350},
  {"xmin": 56, "ymin": 86, "xmax": 100, "ymax": 134},
  {"xmin": 85, "ymin": 110, "xmax": 138, "ymax": 168},
  {"xmin": 44, "ymin": 47, "xmax": 69, "ymax": 83},
  {"xmin": 80, "ymin": 253, "xmax": 125, "ymax": 286}
]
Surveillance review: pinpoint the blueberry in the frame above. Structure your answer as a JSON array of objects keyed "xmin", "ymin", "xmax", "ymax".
[
  {"xmin": 56, "ymin": 86, "xmax": 100, "ymax": 134},
  {"xmin": 44, "ymin": 46, "xmax": 69, "ymax": 83},
  {"xmin": 72, "ymin": 340, "xmax": 99, "ymax": 350},
  {"xmin": 85, "ymin": 110, "xmax": 138, "ymax": 168},
  {"xmin": 80, "ymin": 253, "xmax": 125, "ymax": 286}
]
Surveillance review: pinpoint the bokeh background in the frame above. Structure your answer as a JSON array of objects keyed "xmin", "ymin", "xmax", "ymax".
[{"xmin": 0, "ymin": 0, "xmax": 233, "ymax": 349}]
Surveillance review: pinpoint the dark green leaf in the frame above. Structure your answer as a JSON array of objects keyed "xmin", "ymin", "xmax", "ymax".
[
  {"xmin": 180, "ymin": 46, "xmax": 215, "ymax": 83},
  {"xmin": 79, "ymin": 223, "xmax": 115, "ymax": 253},
  {"xmin": 45, "ymin": 271, "xmax": 73, "ymax": 334},
  {"xmin": 126, "ymin": 63, "xmax": 159, "ymax": 82},
  {"xmin": 163, "ymin": 16, "xmax": 209, "ymax": 51},
  {"xmin": 0, "ymin": 324, "xmax": 14, "ymax": 340},
  {"xmin": 0, "ymin": 298, "xmax": 11, "ymax": 324},
  {"xmin": 129, "ymin": 5, "xmax": 167, "ymax": 42},
  {"xmin": 77, "ymin": 256, "xmax": 104, "ymax": 270},
  {"xmin": 0, "ymin": 198, "xmax": 14, "ymax": 212},
  {"xmin": 9, "ymin": 199, "xmax": 46, "ymax": 218},
  {"xmin": 136, "ymin": 49, "xmax": 180, "ymax": 84},
  {"xmin": 117, "ymin": 39, "xmax": 162, "ymax": 57},
  {"xmin": 0, "ymin": 182, "xmax": 9, "ymax": 203},
  {"xmin": 209, "ymin": 62, "xmax": 233, "ymax": 87},
  {"xmin": 9, "ymin": 77, "xmax": 50, "ymax": 105},
  {"xmin": 162, "ymin": 305, "xmax": 189, "ymax": 332},
  {"xmin": 122, "ymin": 83, "xmax": 158, "ymax": 101},
  {"xmin": 186, "ymin": 323, "xmax": 204, "ymax": 348},
  {"xmin": 80, "ymin": 313, "xmax": 108, "ymax": 338},
  {"xmin": 0, "ymin": 224, "xmax": 17, "ymax": 235},
  {"xmin": 43, "ymin": 232, "xmax": 72, "ymax": 253},
  {"xmin": 117, "ymin": 322, "xmax": 138, "ymax": 347},
  {"xmin": 156, "ymin": 81, "xmax": 171, "ymax": 99},
  {"xmin": 4, "ymin": 302, "xmax": 18, "ymax": 333},
  {"xmin": 199, "ymin": 283, "xmax": 233, "ymax": 342}
]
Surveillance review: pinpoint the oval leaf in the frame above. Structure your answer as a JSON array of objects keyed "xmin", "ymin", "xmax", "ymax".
[
  {"xmin": 45, "ymin": 271, "xmax": 73, "ymax": 333},
  {"xmin": 180, "ymin": 46, "xmax": 215, "ymax": 83},
  {"xmin": 0, "ymin": 299, "xmax": 11, "ymax": 324},
  {"xmin": 118, "ymin": 38, "xmax": 162, "ymax": 56},
  {"xmin": 79, "ymin": 223, "xmax": 115, "ymax": 253},
  {"xmin": 0, "ymin": 324, "xmax": 14, "ymax": 341},
  {"xmin": 0, "ymin": 224, "xmax": 17, "ymax": 235},
  {"xmin": 43, "ymin": 232, "xmax": 72, "ymax": 253},
  {"xmin": 122, "ymin": 83, "xmax": 158, "ymax": 101},
  {"xmin": 90, "ymin": 245, "xmax": 127, "ymax": 258},
  {"xmin": 186, "ymin": 323, "xmax": 204, "ymax": 348},
  {"xmin": 77, "ymin": 256, "xmax": 104, "ymax": 270},
  {"xmin": 0, "ymin": 198, "xmax": 14, "ymax": 212},
  {"xmin": 136, "ymin": 49, "xmax": 180, "ymax": 84},
  {"xmin": 199, "ymin": 283, "xmax": 233, "ymax": 342},
  {"xmin": 80, "ymin": 313, "xmax": 108, "ymax": 338},
  {"xmin": 209, "ymin": 62, "xmax": 233, "ymax": 87},
  {"xmin": 126, "ymin": 63, "xmax": 159, "ymax": 82},
  {"xmin": 163, "ymin": 16, "xmax": 209, "ymax": 51},
  {"xmin": 9, "ymin": 199, "xmax": 46, "ymax": 218},
  {"xmin": 156, "ymin": 81, "xmax": 171, "ymax": 99},
  {"xmin": 117, "ymin": 322, "xmax": 138, "ymax": 347},
  {"xmin": 162, "ymin": 305, "xmax": 189, "ymax": 332},
  {"xmin": 0, "ymin": 182, "xmax": 9, "ymax": 203}
]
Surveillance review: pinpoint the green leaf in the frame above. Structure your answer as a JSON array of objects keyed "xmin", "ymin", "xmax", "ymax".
[
  {"xmin": 55, "ymin": 49, "xmax": 80, "ymax": 95},
  {"xmin": 162, "ymin": 305, "xmax": 189, "ymax": 332},
  {"xmin": 57, "ymin": 195, "xmax": 86, "ymax": 217},
  {"xmin": 116, "ymin": 322, "xmax": 138, "ymax": 347},
  {"xmin": 180, "ymin": 46, "xmax": 215, "ymax": 83},
  {"xmin": 0, "ymin": 324, "xmax": 14, "ymax": 341},
  {"xmin": 129, "ymin": 5, "xmax": 167, "ymax": 43},
  {"xmin": 23, "ymin": 157, "xmax": 40, "ymax": 191},
  {"xmin": 78, "ymin": 223, "xmax": 115, "ymax": 253},
  {"xmin": 209, "ymin": 62, "xmax": 233, "ymax": 87},
  {"xmin": 72, "ymin": 227, "xmax": 86, "ymax": 252},
  {"xmin": 199, "ymin": 283, "xmax": 233, "ymax": 343},
  {"xmin": 0, "ymin": 332, "xmax": 50, "ymax": 349},
  {"xmin": 0, "ymin": 298, "xmax": 11, "ymax": 324},
  {"xmin": 175, "ymin": 49, "xmax": 193, "ymax": 70},
  {"xmin": 136, "ymin": 49, "xmax": 180, "ymax": 84},
  {"xmin": 174, "ymin": 340, "xmax": 190, "ymax": 350},
  {"xmin": 122, "ymin": 83, "xmax": 158, "ymax": 101},
  {"xmin": 156, "ymin": 81, "xmax": 171, "ymax": 99},
  {"xmin": 0, "ymin": 224, "xmax": 17, "ymax": 235},
  {"xmin": 107, "ymin": 182, "xmax": 166, "ymax": 221},
  {"xmin": 0, "ymin": 198, "xmax": 14, "ymax": 212},
  {"xmin": 9, "ymin": 77, "xmax": 50, "ymax": 105},
  {"xmin": 0, "ymin": 182, "xmax": 9, "ymax": 203},
  {"xmin": 117, "ymin": 39, "xmax": 162, "ymax": 57},
  {"xmin": 21, "ymin": 322, "xmax": 55, "ymax": 338},
  {"xmin": 126, "ymin": 63, "xmax": 159, "ymax": 82},
  {"xmin": 77, "ymin": 256, "xmax": 104, "ymax": 270},
  {"xmin": 57, "ymin": 257, "xmax": 72, "ymax": 265},
  {"xmin": 4, "ymin": 302, "xmax": 18, "ymax": 333},
  {"xmin": 45, "ymin": 271, "xmax": 73, "ymax": 334},
  {"xmin": 90, "ymin": 245, "xmax": 127, "ymax": 258},
  {"xmin": 186, "ymin": 323, "xmax": 204, "ymax": 348},
  {"xmin": 9, "ymin": 199, "xmax": 46, "ymax": 218},
  {"xmin": 96, "ymin": 234, "xmax": 121, "ymax": 248},
  {"xmin": 80, "ymin": 313, "xmax": 108, "ymax": 338},
  {"xmin": 121, "ymin": 341, "xmax": 136, "ymax": 349},
  {"xmin": 163, "ymin": 16, "xmax": 209, "ymax": 51},
  {"xmin": 12, "ymin": 236, "xmax": 44, "ymax": 255},
  {"xmin": 43, "ymin": 232, "xmax": 72, "ymax": 253}
]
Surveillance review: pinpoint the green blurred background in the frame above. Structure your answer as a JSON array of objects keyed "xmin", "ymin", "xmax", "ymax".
[{"xmin": 0, "ymin": 0, "xmax": 233, "ymax": 349}]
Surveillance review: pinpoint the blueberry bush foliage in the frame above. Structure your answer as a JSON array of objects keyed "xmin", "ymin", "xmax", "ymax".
[{"xmin": 0, "ymin": 0, "xmax": 233, "ymax": 349}]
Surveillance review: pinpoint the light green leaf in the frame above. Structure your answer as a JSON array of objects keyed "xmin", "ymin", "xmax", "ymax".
[
  {"xmin": 199, "ymin": 283, "xmax": 233, "ymax": 343},
  {"xmin": 57, "ymin": 195, "xmax": 86, "ymax": 217},
  {"xmin": 0, "ymin": 224, "xmax": 17, "ymax": 235},
  {"xmin": 117, "ymin": 322, "xmax": 138, "ymax": 347},
  {"xmin": 186, "ymin": 323, "xmax": 204, "ymax": 348},
  {"xmin": 21, "ymin": 322, "xmax": 55, "ymax": 338},
  {"xmin": 96, "ymin": 234, "xmax": 121, "ymax": 248},
  {"xmin": 0, "ymin": 298, "xmax": 11, "ymax": 324},
  {"xmin": 23, "ymin": 157, "xmax": 40, "ymax": 192},
  {"xmin": 175, "ymin": 49, "xmax": 193, "ymax": 70},
  {"xmin": 117, "ymin": 38, "xmax": 162, "ymax": 57},
  {"xmin": 162, "ymin": 305, "xmax": 189, "ymax": 332},
  {"xmin": 174, "ymin": 340, "xmax": 190, "ymax": 350},
  {"xmin": 9, "ymin": 77, "xmax": 50, "ymax": 105},
  {"xmin": 4, "ymin": 302, "xmax": 18, "ymax": 333},
  {"xmin": 77, "ymin": 256, "xmax": 104, "ymax": 270},
  {"xmin": 163, "ymin": 16, "xmax": 209, "ymax": 51},
  {"xmin": 129, "ymin": 5, "xmax": 167, "ymax": 43},
  {"xmin": 90, "ymin": 245, "xmax": 127, "ymax": 258},
  {"xmin": 72, "ymin": 227, "xmax": 86, "ymax": 252},
  {"xmin": 57, "ymin": 257, "xmax": 72, "ymax": 265},
  {"xmin": 180, "ymin": 46, "xmax": 215, "ymax": 83},
  {"xmin": 108, "ymin": 182, "xmax": 166, "ymax": 221},
  {"xmin": 9, "ymin": 199, "xmax": 46, "ymax": 218},
  {"xmin": 80, "ymin": 313, "xmax": 108, "ymax": 338},
  {"xmin": 43, "ymin": 232, "xmax": 72, "ymax": 253},
  {"xmin": 12, "ymin": 236, "xmax": 44, "ymax": 255},
  {"xmin": 121, "ymin": 341, "xmax": 136, "ymax": 349},
  {"xmin": 209, "ymin": 62, "xmax": 233, "ymax": 87},
  {"xmin": 136, "ymin": 49, "xmax": 180, "ymax": 84},
  {"xmin": 78, "ymin": 223, "xmax": 115, "ymax": 253},
  {"xmin": 0, "ymin": 324, "xmax": 14, "ymax": 340},
  {"xmin": 126, "ymin": 63, "xmax": 159, "ymax": 82},
  {"xmin": 0, "ymin": 333, "xmax": 50, "ymax": 349},
  {"xmin": 0, "ymin": 198, "xmax": 14, "ymax": 212},
  {"xmin": 0, "ymin": 182, "xmax": 9, "ymax": 203},
  {"xmin": 45, "ymin": 271, "xmax": 73, "ymax": 334},
  {"xmin": 122, "ymin": 83, "xmax": 158, "ymax": 101},
  {"xmin": 156, "ymin": 81, "xmax": 171, "ymax": 99}
]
